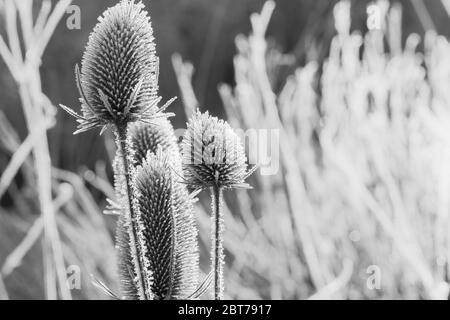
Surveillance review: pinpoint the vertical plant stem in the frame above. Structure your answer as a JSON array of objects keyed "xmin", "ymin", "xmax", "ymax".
[
  {"xmin": 19, "ymin": 79, "xmax": 71, "ymax": 300},
  {"xmin": 35, "ymin": 135, "xmax": 66, "ymax": 300},
  {"xmin": 116, "ymin": 125, "xmax": 148, "ymax": 300},
  {"xmin": 42, "ymin": 235, "xmax": 56, "ymax": 299},
  {"xmin": 0, "ymin": 275, "xmax": 9, "ymax": 300},
  {"xmin": 0, "ymin": 0, "xmax": 73, "ymax": 300},
  {"xmin": 211, "ymin": 186, "xmax": 224, "ymax": 300}
]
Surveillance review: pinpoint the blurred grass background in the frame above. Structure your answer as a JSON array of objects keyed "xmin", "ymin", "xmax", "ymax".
[
  {"xmin": 3, "ymin": 0, "xmax": 450, "ymax": 299},
  {"xmin": 0, "ymin": 0, "xmax": 450, "ymax": 170},
  {"xmin": 4, "ymin": 0, "xmax": 449, "ymax": 173}
]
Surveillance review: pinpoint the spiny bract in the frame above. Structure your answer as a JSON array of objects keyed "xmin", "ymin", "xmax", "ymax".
[
  {"xmin": 131, "ymin": 151, "xmax": 198, "ymax": 299},
  {"xmin": 181, "ymin": 110, "xmax": 252, "ymax": 189},
  {"xmin": 60, "ymin": 0, "xmax": 171, "ymax": 134}
]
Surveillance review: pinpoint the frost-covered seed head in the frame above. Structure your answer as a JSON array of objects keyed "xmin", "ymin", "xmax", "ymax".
[
  {"xmin": 133, "ymin": 152, "xmax": 174, "ymax": 300},
  {"xmin": 129, "ymin": 117, "xmax": 181, "ymax": 169},
  {"xmin": 60, "ymin": 0, "xmax": 172, "ymax": 134},
  {"xmin": 181, "ymin": 110, "xmax": 250, "ymax": 189},
  {"xmin": 130, "ymin": 151, "xmax": 198, "ymax": 299},
  {"xmin": 114, "ymin": 118, "xmax": 198, "ymax": 299}
]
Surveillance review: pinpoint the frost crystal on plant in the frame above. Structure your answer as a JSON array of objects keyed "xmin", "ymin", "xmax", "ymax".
[
  {"xmin": 59, "ymin": 0, "xmax": 173, "ymax": 134},
  {"xmin": 129, "ymin": 118, "xmax": 181, "ymax": 169},
  {"xmin": 181, "ymin": 110, "xmax": 254, "ymax": 189},
  {"xmin": 57, "ymin": 0, "xmax": 202, "ymax": 301},
  {"xmin": 132, "ymin": 151, "xmax": 198, "ymax": 299},
  {"xmin": 113, "ymin": 151, "xmax": 141, "ymax": 299},
  {"xmin": 115, "ymin": 118, "xmax": 199, "ymax": 299}
]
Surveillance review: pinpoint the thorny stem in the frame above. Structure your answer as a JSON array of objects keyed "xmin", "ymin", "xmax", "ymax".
[
  {"xmin": 211, "ymin": 186, "xmax": 224, "ymax": 300},
  {"xmin": 116, "ymin": 125, "xmax": 148, "ymax": 300}
]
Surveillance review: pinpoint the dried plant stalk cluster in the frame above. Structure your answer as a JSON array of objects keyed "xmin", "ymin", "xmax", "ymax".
[
  {"xmin": 61, "ymin": 0, "xmax": 254, "ymax": 300},
  {"xmin": 173, "ymin": 0, "xmax": 450, "ymax": 299}
]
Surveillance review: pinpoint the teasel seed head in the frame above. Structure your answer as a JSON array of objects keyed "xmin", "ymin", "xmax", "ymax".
[
  {"xmin": 128, "ymin": 120, "xmax": 199, "ymax": 297},
  {"xmin": 130, "ymin": 150, "xmax": 198, "ymax": 299},
  {"xmin": 181, "ymin": 110, "xmax": 255, "ymax": 190},
  {"xmin": 129, "ymin": 117, "xmax": 181, "ymax": 170},
  {"xmin": 113, "ymin": 119, "xmax": 198, "ymax": 299},
  {"xmin": 59, "ymin": 0, "xmax": 174, "ymax": 134}
]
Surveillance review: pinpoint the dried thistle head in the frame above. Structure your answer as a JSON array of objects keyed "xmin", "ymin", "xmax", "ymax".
[
  {"xmin": 110, "ymin": 117, "xmax": 180, "ymax": 216},
  {"xmin": 113, "ymin": 117, "xmax": 198, "ymax": 299},
  {"xmin": 129, "ymin": 117, "xmax": 181, "ymax": 169},
  {"xmin": 181, "ymin": 110, "xmax": 254, "ymax": 190},
  {"xmin": 127, "ymin": 150, "xmax": 198, "ymax": 300},
  {"xmin": 60, "ymin": 0, "xmax": 173, "ymax": 134}
]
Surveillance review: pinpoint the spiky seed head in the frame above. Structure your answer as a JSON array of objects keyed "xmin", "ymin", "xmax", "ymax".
[
  {"xmin": 60, "ymin": 0, "xmax": 173, "ymax": 134},
  {"xmin": 133, "ymin": 151, "xmax": 174, "ymax": 300},
  {"xmin": 81, "ymin": 0, "xmax": 157, "ymax": 125},
  {"xmin": 181, "ymin": 110, "xmax": 251, "ymax": 189},
  {"xmin": 131, "ymin": 150, "xmax": 198, "ymax": 300},
  {"xmin": 129, "ymin": 117, "xmax": 181, "ymax": 170},
  {"xmin": 116, "ymin": 154, "xmax": 199, "ymax": 300},
  {"xmin": 113, "ymin": 118, "xmax": 198, "ymax": 299}
]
